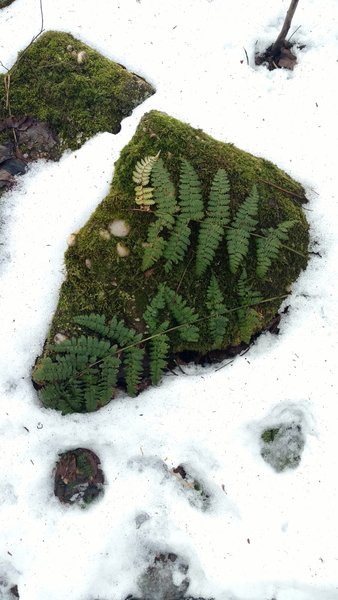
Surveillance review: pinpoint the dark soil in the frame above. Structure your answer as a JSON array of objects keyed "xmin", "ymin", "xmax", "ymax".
[{"xmin": 255, "ymin": 41, "xmax": 304, "ymax": 71}]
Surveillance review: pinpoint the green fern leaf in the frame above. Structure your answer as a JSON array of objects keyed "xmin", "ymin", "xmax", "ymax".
[
  {"xmin": 226, "ymin": 185, "xmax": 259, "ymax": 273},
  {"xmin": 142, "ymin": 222, "xmax": 166, "ymax": 271},
  {"xmin": 124, "ymin": 346, "xmax": 145, "ymax": 396},
  {"xmin": 98, "ymin": 354, "xmax": 121, "ymax": 405},
  {"xmin": 195, "ymin": 169, "xmax": 230, "ymax": 276},
  {"xmin": 206, "ymin": 274, "xmax": 228, "ymax": 348},
  {"xmin": 163, "ymin": 220, "xmax": 191, "ymax": 273},
  {"xmin": 256, "ymin": 220, "xmax": 296, "ymax": 278},
  {"xmin": 143, "ymin": 285, "xmax": 167, "ymax": 332},
  {"xmin": 151, "ymin": 158, "xmax": 178, "ymax": 229},
  {"xmin": 179, "ymin": 160, "xmax": 204, "ymax": 221},
  {"xmin": 164, "ymin": 286, "xmax": 199, "ymax": 342},
  {"xmin": 149, "ymin": 330, "xmax": 170, "ymax": 385}
]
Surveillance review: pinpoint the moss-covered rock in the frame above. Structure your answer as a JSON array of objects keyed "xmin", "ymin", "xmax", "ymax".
[
  {"xmin": 33, "ymin": 110, "xmax": 310, "ymax": 413},
  {"xmin": 0, "ymin": 31, "xmax": 155, "ymax": 154}
]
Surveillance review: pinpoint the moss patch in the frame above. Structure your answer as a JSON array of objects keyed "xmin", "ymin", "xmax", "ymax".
[
  {"xmin": 33, "ymin": 110, "xmax": 310, "ymax": 411},
  {"xmin": 0, "ymin": 0, "xmax": 16, "ymax": 7},
  {"xmin": 0, "ymin": 31, "xmax": 155, "ymax": 153}
]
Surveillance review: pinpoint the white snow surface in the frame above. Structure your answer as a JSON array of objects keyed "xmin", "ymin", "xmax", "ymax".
[{"xmin": 1, "ymin": 0, "xmax": 338, "ymax": 599}]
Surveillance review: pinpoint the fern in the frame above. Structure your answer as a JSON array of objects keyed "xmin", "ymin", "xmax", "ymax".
[
  {"xmin": 206, "ymin": 274, "xmax": 229, "ymax": 348},
  {"xmin": 164, "ymin": 286, "xmax": 200, "ymax": 342},
  {"xmin": 140, "ymin": 159, "xmax": 178, "ymax": 271},
  {"xmin": 226, "ymin": 185, "xmax": 259, "ymax": 274},
  {"xmin": 124, "ymin": 345, "xmax": 145, "ymax": 396},
  {"xmin": 151, "ymin": 158, "xmax": 178, "ymax": 228},
  {"xmin": 236, "ymin": 270, "xmax": 263, "ymax": 343},
  {"xmin": 133, "ymin": 153, "xmax": 159, "ymax": 206},
  {"xmin": 196, "ymin": 169, "xmax": 231, "ymax": 276},
  {"xmin": 178, "ymin": 160, "xmax": 204, "ymax": 221},
  {"xmin": 163, "ymin": 220, "xmax": 191, "ymax": 273},
  {"xmin": 256, "ymin": 220, "xmax": 296, "ymax": 278}
]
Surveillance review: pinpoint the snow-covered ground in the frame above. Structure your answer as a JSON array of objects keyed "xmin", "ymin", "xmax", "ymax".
[{"xmin": 1, "ymin": 0, "xmax": 338, "ymax": 598}]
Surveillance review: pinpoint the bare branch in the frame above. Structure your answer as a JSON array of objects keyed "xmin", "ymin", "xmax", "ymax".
[{"xmin": 271, "ymin": 0, "xmax": 300, "ymax": 57}]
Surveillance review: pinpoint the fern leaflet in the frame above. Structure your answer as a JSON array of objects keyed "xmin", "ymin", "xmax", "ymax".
[
  {"xmin": 256, "ymin": 220, "xmax": 296, "ymax": 278},
  {"xmin": 196, "ymin": 169, "xmax": 230, "ymax": 276},
  {"xmin": 163, "ymin": 220, "xmax": 191, "ymax": 273},
  {"xmin": 151, "ymin": 158, "xmax": 178, "ymax": 229},
  {"xmin": 178, "ymin": 160, "xmax": 204, "ymax": 221},
  {"xmin": 226, "ymin": 185, "xmax": 259, "ymax": 273},
  {"xmin": 164, "ymin": 286, "xmax": 200, "ymax": 342},
  {"xmin": 133, "ymin": 153, "xmax": 160, "ymax": 206},
  {"xmin": 206, "ymin": 274, "xmax": 229, "ymax": 348}
]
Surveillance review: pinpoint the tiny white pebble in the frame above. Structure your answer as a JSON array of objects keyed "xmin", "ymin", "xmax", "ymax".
[
  {"xmin": 116, "ymin": 243, "xmax": 130, "ymax": 257},
  {"xmin": 54, "ymin": 333, "xmax": 68, "ymax": 344},
  {"xmin": 77, "ymin": 50, "xmax": 87, "ymax": 64},
  {"xmin": 109, "ymin": 219, "xmax": 131, "ymax": 238},
  {"xmin": 67, "ymin": 233, "xmax": 77, "ymax": 247},
  {"xmin": 85, "ymin": 258, "xmax": 92, "ymax": 269}
]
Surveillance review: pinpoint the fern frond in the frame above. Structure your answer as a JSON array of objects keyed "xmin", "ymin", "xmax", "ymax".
[
  {"xmin": 132, "ymin": 154, "xmax": 160, "ymax": 186},
  {"xmin": 151, "ymin": 158, "xmax": 178, "ymax": 229},
  {"xmin": 124, "ymin": 345, "xmax": 145, "ymax": 396},
  {"xmin": 164, "ymin": 286, "xmax": 199, "ymax": 342},
  {"xmin": 143, "ymin": 285, "xmax": 167, "ymax": 332},
  {"xmin": 195, "ymin": 169, "xmax": 231, "ymax": 276},
  {"xmin": 98, "ymin": 355, "xmax": 121, "ymax": 405},
  {"xmin": 133, "ymin": 153, "xmax": 160, "ymax": 206},
  {"xmin": 178, "ymin": 160, "xmax": 204, "ymax": 221},
  {"xmin": 149, "ymin": 330, "xmax": 170, "ymax": 385},
  {"xmin": 163, "ymin": 220, "xmax": 191, "ymax": 273},
  {"xmin": 206, "ymin": 274, "xmax": 229, "ymax": 348},
  {"xmin": 256, "ymin": 220, "xmax": 296, "ymax": 278},
  {"xmin": 226, "ymin": 185, "xmax": 259, "ymax": 273},
  {"xmin": 142, "ymin": 222, "xmax": 166, "ymax": 271}
]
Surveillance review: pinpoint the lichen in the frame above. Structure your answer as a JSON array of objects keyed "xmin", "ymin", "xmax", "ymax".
[
  {"xmin": 0, "ymin": 31, "xmax": 155, "ymax": 153},
  {"xmin": 46, "ymin": 110, "xmax": 309, "ymax": 358}
]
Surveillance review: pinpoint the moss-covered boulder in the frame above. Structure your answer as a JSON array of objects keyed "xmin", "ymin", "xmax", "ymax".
[
  {"xmin": 0, "ymin": 31, "xmax": 155, "ymax": 155},
  {"xmin": 32, "ymin": 110, "xmax": 309, "ymax": 413}
]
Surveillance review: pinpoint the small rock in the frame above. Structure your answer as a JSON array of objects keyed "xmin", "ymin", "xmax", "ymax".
[
  {"xmin": 85, "ymin": 258, "xmax": 92, "ymax": 269},
  {"xmin": 67, "ymin": 233, "xmax": 77, "ymax": 247},
  {"xmin": 99, "ymin": 229, "xmax": 111, "ymax": 240},
  {"xmin": 77, "ymin": 50, "xmax": 87, "ymax": 64},
  {"xmin": 109, "ymin": 219, "xmax": 131, "ymax": 237},
  {"xmin": 53, "ymin": 332, "xmax": 68, "ymax": 344},
  {"xmin": 116, "ymin": 242, "xmax": 130, "ymax": 257}
]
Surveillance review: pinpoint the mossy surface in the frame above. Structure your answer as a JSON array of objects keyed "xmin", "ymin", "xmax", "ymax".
[
  {"xmin": 47, "ymin": 110, "xmax": 309, "ymax": 358},
  {"xmin": 0, "ymin": 0, "xmax": 15, "ymax": 7},
  {"xmin": 0, "ymin": 31, "xmax": 155, "ymax": 152}
]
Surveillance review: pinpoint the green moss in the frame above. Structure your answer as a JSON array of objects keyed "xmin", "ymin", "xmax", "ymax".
[
  {"xmin": 0, "ymin": 0, "xmax": 15, "ymax": 7},
  {"xmin": 0, "ymin": 31, "xmax": 155, "ymax": 152},
  {"xmin": 47, "ymin": 110, "xmax": 309, "ymax": 359}
]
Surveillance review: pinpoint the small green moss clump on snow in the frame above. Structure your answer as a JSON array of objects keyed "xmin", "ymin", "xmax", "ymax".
[{"xmin": 0, "ymin": 31, "xmax": 155, "ymax": 152}]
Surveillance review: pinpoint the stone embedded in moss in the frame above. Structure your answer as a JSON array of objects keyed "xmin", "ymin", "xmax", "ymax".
[
  {"xmin": 33, "ymin": 110, "xmax": 310, "ymax": 412},
  {"xmin": 0, "ymin": 31, "xmax": 155, "ymax": 154},
  {"xmin": 260, "ymin": 423, "xmax": 305, "ymax": 472}
]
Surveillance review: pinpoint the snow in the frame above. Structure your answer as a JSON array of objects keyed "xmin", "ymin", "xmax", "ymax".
[{"xmin": 1, "ymin": 0, "xmax": 338, "ymax": 598}]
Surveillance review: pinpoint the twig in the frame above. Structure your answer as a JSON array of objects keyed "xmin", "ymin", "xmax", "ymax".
[
  {"xmin": 271, "ymin": 0, "xmax": 300, "ymax": 57},
  {"xmin": 257, "ymin": 177, "xmax": 305, "ymax": 201},
  {"xmin": 243, "ymin": 47, "xmax": 249, "ymax": 65},
  {"xmin": 288, "ymin": 24, "xmax": 301, "ymax": 42}
]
